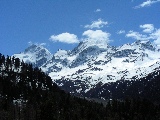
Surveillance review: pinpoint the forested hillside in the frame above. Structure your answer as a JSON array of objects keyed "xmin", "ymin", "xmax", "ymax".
[
  {"xmin": 85, "ymin": 67, "xmax": 160, "ymax": 103},
  {"xmin": 0, "ymin": 53, "xmax": 160, "ymax": 120}
]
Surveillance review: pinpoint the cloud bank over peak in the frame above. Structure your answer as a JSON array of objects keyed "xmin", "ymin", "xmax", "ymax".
[
  {"xmin": 49, "ymin": 30, "xmax": 111, "ymax": 45},
  {"xmin": 82, "ymin": 30, "xmax": 111, "ymax": 42},
  {"xmin": 134, "ymin": 0, "xmax": 160, "ymax": 9},
  {"xmin": 49, "ymin": 18, "xmax": 112, "ymax": 45},
  {"xmin": 84, "ymin": 19, "xmax": 108, "ymax": 29},
  {"xmin": 151, "ymin": 29, "xmax": 160, "ymax": 45},
  {"xmin": 140, "ymin": 24, "xmax": 154, "ymax": 33},
  {"xmin": 50, "ymin": 32, "xmax": 79, "ymax": 44},
  {"xmin": 126, "ymin": 31, "xmax": 149, "ymax": 41},
  {"xmin": 28, "ymin": 41, "xmax": 47, "ymax": 46},
  {"xmin": 126, "ymin": 24, "xmax": 160, "ymax": 46}
]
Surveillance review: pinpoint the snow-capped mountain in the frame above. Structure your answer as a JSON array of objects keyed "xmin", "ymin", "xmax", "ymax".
[
  {"xmin": 13, "ymin": 40, "xmax": 160, "ymax": 95},
  {"xmin": 14, "ymin": 44, "xmax": 52, "ymax": 67}
]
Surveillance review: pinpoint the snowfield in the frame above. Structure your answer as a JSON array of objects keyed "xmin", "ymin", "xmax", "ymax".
[{"xmin": 13, "ymin": 40, "xmax": 160, "ymax": 93}]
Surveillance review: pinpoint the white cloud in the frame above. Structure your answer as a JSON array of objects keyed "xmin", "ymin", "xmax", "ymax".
[
  {"xmin": 50, "ymin": 32, "xmax": 79, "ymax": 44},
  {"xmin": 134, "ymin": 0, "xmax": 160, "ymax": 9},
  {"xmin": 84, "ymin": 19, "xmax": 108, "ymax": 29},
  {"xmin": 140, "ymin": 24, "xmax": 154, "ymax": 33},
  {"xmin": 126, "ymin": 30, "xmax": 149, "ymax": 41},
  {"xmin": 39, "ymin": 43, "xmax": 47, "ymax": 46},
  {"xmin": 126, "ymin": 24, "xmax": 160, "ymax": 46},
  {"xmin": 117, "ymin": 30, "xmax": 125, "ymax": 34},
  {"xmin": 95, "ymin": 9, "xmax": 101, "ymax": 12},
  {"xmin": 28, "ymin": 41, "xmax": 46, "ymax": 46},
  {"xmin": 151, "ymin": 29, "xmax": 160, "ymax": 45},
  {"xmin": 82, "ymin": 30, "xmax": 111, "ymax": 42}
]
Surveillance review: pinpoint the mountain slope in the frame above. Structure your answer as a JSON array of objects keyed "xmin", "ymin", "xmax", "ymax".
[
  {"xmin": 13, "ymin": 40, "xmax": 160, "ymax": 96},
  {"xmin": 0, "ymin": 54, "xmax": 109, "ymax": 120},
  {"xmin": 1, "ymin": 54, "xmax": 160, "ymax": 119},
  {"xmin": 85, "ymin": 66, "xmax": 160, "ymax": 103}
]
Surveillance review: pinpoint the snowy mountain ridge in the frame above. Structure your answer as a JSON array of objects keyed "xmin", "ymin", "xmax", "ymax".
[
  {"xmin": 14, "ymin": 44, "xmax": 52, "ymax": 67},
  {"xmin": 13, "ymin": 40, "xmax": 160, "ymax": 94}
]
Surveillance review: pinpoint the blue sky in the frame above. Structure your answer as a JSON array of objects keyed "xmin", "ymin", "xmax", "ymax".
[{"xmin": 0, "ymin": 0, "xmax": 160, "ymax": 56}]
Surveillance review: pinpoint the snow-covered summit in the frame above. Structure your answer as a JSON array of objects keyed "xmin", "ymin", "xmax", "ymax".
[
  {"xmin": 13, "ymin": 40, "xmax": 160, "ymax": 95},
  {"xmin": 131, "ymin": 40, "xmax": 156, "ymax": 51},
  {"xmin": 71, "ymin": 39, "xmax": 110, "ymax": 55},
  {"xmin": 14, "ymin": 44, "xmax": 52, "ymax": 67}
]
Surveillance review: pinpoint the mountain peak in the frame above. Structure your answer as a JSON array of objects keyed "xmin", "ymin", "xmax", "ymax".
[
  {"xmin": 132, "ymin": 40, "xmax": 156, "ymax": 51},
  {"xmin": 24, "ymin": 44, "xmax": 38, "ymax": 53},
  {"xmin": 132, "ymin": 40, "xmax": 151, "ymax": 46},
  {"xmin": 83, "ymin": 39, "xmax": 109, "ymax": 49},
  {"xmin": 14, "ymin": 44, "xmax": 52, "ymax": 66},
  {"xmin": 71, "ymin": 40, "xmax": 109, "ymax": 55},
  {"xmin": 24, "ymin": 44, "xmax": 51, "ymax": 54}
]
